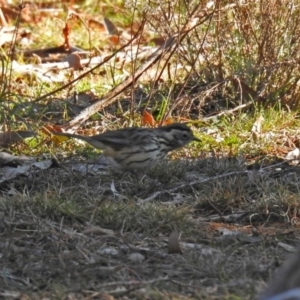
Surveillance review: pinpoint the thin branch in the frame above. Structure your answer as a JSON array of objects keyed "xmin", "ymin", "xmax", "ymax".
[
  {"xmin": 66, "ymin": 11, "xmax": 214, "ymax": 129},
  {"xmin": 140, "ymin": 157, "xmax": 300, "ymax": 202},
  {"xmin": 33, "ymin": 20, "xmax": 146, "ymax": 103},
  {"xmin": 203, "ymin": 102, "xmax": 253, "ymax": 120},
  {"xmin": 139, "ymin": 170, "xmax": 249, "ymax": 202}
]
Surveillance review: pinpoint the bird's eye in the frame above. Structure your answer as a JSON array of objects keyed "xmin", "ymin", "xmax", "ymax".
[{"xmin": 182, "ymin": 133, "xmax": 188, "ymax": 139}]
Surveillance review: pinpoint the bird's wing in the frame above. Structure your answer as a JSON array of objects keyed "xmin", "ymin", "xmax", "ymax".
[{"xmin": 98, "ymin": 128, "xmax": 149, "ymax": 149}]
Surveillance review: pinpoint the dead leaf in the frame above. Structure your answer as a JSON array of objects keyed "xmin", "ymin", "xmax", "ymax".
[
  {"xmin": 65, "ymin": 53, "xmax": 82, "ymax": 70},
  {"xmin": 41, "ymin": 125, "xmax": 64, "ymax": 135},
  {"xmin": 32, "ymin": 160, "xmax": 54, "ymax": 170},
  {"xmin": 41, "ymin": 126, "xmax": 70, "ymax": 144},
  {"xmin": 0, "ymin": 159, "xmax": 53, "ymax": 184},
  {"xmin": 150, "ymin": 36, "xmax": 167, "ymax": 46},
  {"xmin": 32, "ymin": 53, "xmax": 42, "ymax": 64},
  {"xmin": 142, "ymin": 110, "xmax": 156, "ymax": 126},
  {"xmin": 88, "ymin": 19, "xmax": 106, "ymax": 31},
  {"xmin": 285, "ymin": 148, "xmax": 300, "ymax": 160},
  {"xmin": 168, "ymin": 231, "xmax": 182, "ymax": 254},
  {"xmin": 109, "ymin": 35, "xmax": 120, "ymax": 45},
  {"xmin": 103, "ymin": 17, "xmax": 119, "ymax": 35},
  {"xmin": 62, "ymin": 23, "xmax": 70, "ymax": 50},
  {"xmin": 51, "ymin": 134, "xmax": 70, "ymax": 144},
  {"xmin": 0, "ymin": 152, "xmax": 36, "ymax": 166}
]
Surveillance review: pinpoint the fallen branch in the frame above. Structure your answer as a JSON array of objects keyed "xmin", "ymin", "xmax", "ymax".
[
  {"xmin": 139, "ymin": 170, "xmax": 249, "ymax": 202},
  {"xmin": 140, "ymin": 158, "xmax": 298, "ymax": 202},
  {"xmin": 203, "ymin": 102, "xmax": 253, "ymax": 120}
]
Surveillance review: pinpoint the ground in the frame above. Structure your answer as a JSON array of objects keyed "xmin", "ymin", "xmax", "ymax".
[
  {"xmin": 1, "ymin": 1, "xmax": 300, "ymax": 299},
  {"xmin": 1, "ymin": 154, "xmax": 299, "ymax": 299}
]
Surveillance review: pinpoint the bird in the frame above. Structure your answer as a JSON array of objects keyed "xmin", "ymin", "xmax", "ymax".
[{"xmin": 52, "ymin": 123, "xmax": 200, "ymax": 170}]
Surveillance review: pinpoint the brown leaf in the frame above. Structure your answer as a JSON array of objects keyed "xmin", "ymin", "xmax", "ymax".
[
  {"xmin": 150, "ymin": 37, "xmax": 167, "ymax": 46},
  {"xmin": 41, "ymin": 125, "xmax": 64, "ymax": 135},
  {"xmin": 62, "ymin": 23, "xmax": 70, "ymax": 49},
  {"xmin": 109, "ymin": 35, "xmax": 120, "ymax": 45},
  {"xmin": 88, "ymin": 19, "xmax": 106, "ymax": 31},
  {"xmin": 141, "ymin": 110, "xmax": 156, "ymax": 126},
  {"xmin": 161, "ymin": 117, "xmax": 174, "ymax": 125},
  {"xmin": 41, "ymin": 125, "xmax": 69, "ymax": 144},
  {"xmin": 168, "ymin": 231, "xmax": 182, "ymax": 254}
]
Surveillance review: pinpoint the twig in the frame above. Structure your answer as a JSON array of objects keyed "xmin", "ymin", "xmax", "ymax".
[
  {"xmin": 203, "ymin": 102, "xmax": 253, "ymax": 121},
  {"xmin": 139, "ymin": 170, "xmax": 249, "ymax": 202},
  {"xmin": 163, "ymin": 6, "xmax": 216, "ymax": 124},
  {"xmin": 83, "ymin": 276, "xmax": 169, "ymax": 289},
  {"xmin": 66, "ymin": 10, "xmax": 214, "ymax": 129},
  {"xmin": 140, "ymin": 157, "xmax": 300, "ymax": 202},
  {"xmin": 7, "ymin": 4, "xmax": 24, "ymax": 94},
  {"xmin": 33, "ymin": 20, "xmax": 146, "ymax": 103}
]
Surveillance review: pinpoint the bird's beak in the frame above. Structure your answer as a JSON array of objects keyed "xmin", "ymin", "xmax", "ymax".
[{"xmin": 193, "ymin": 136, "xmax": 201, "ymax": 142}]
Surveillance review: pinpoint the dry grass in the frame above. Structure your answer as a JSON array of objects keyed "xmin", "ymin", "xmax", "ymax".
[{"xmin": 1, "ymin": 156, "xmax": 300, "ymax": 299}]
